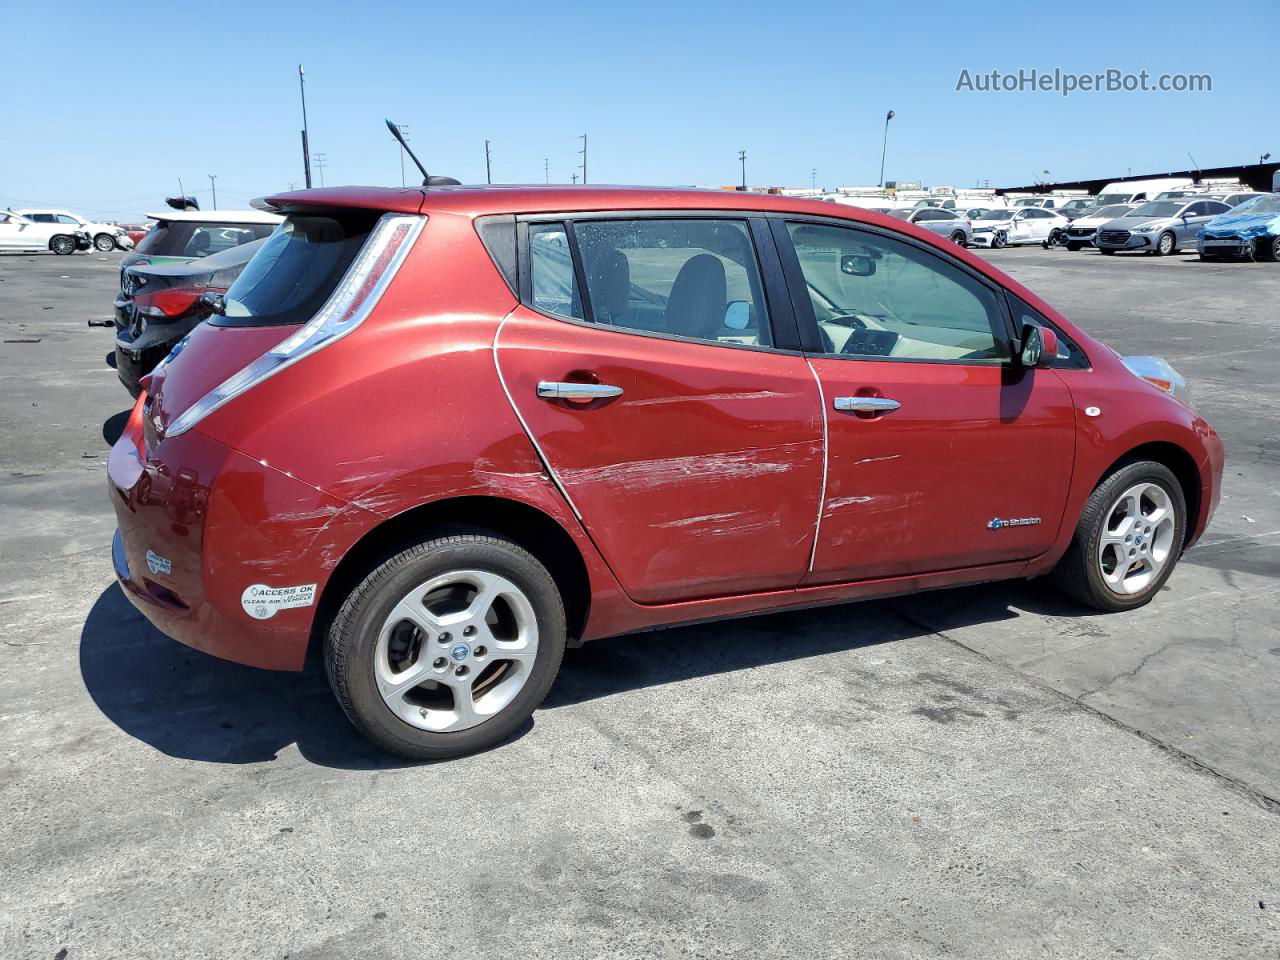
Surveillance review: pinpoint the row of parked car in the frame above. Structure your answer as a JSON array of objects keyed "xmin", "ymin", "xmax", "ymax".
[
  {"xmin": 869, "ymin": 185, "xmax": 1278, "ymax": 261},
  {"xmin": 0, "ymin": 208, "xmax": 136, "ymax": 254}
]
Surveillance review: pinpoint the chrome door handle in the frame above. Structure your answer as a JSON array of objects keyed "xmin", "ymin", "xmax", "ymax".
[
  {"xmin": 537, "ymin": 381, "xmax": 624, "ymax": 400},
  {"xmin": 833, "ymin": 396, "xmax": 901, "ymax": 413}
]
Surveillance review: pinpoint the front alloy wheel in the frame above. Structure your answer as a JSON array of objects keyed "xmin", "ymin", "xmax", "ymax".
[
  {"xmin": 1052, "ymin": 461, "xmax": 1186, "ymax": 611},
  {"xmin": 1155, "ymin": 231, "xmax": 1175, "ymax": 256},
  {"xmin": 991, "ymin": 230, "xmax": 1007, "ymax": 249},
  {"xmin": 326, "ymin": 532, "xmax": 566, "ymax": 759}
]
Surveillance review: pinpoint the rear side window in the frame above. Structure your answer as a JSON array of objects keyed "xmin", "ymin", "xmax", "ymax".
[
  {"xmin": 529, "ymin": 223, "xmax": 583, "ymax": 320},
  {"xmin": 136, "ymin": 220, "xmax": 275, "ymax": 257},
  {"xmin": 571, "ymin": 219, "xmax": 772, "ymax": 348},
  {"xmin": 215, "ymin": 212, "xmax": 378, "ymax": 327}
]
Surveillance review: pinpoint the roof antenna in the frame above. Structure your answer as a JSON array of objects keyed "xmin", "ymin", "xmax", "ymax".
[{"xmin": 385, "ymin": 119, "xmax": 460, "ymax": 187}]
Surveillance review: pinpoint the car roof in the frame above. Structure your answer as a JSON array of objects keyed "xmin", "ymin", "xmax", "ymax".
[
  {"xmin": 258, "ymin": 184, "xmax": 936, "ymax": 221},
  {"xmin": 145, "ymin": 209, "xmax": 282, "ymax": 224}
]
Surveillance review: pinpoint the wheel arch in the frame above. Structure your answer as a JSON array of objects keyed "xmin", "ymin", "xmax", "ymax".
[
  {"xmin": 1097, "ymin": 440, "xmax": 1201, "ymax": 548},
  {"xmin": 312, "ymin": 494, "xmax": 592, "ymax": 656}
]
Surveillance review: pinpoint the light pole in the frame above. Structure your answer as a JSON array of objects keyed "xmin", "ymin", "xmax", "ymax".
[
  {"xmin": 485, "ymin": 140, "xmax": 492, "ymax": 184},
  {"xmin": 738, "ymin": 150, "xmax": 747, "ymax": 190},
  {"xmin": 208, "ymin": 174, "xmax": 218, "ymax": 209},
  {"xmin": 544, "ymin": 158, "xmax": 549, "ymax": 184},
  {"xmin": 878, "ymin": 110, "xmax": 894, "ymax": 188},
  {"xmin": 579, "ymin": 134, "xmax": 587, "ymax": 185},
  {"xmin": 299, "ymin": 64, "xmax": 312, "ymax": 189},
  {"xmin": 397, "ymin": 125, "xmax": 410, "ymax": 186}
]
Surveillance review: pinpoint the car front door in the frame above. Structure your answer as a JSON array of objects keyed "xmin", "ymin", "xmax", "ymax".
[
  {"xmin": 775, "ymin": 218, "xmax": 1075, "ymax": 583},
  {"xmin": 495, "ymin": 215, "xmax": 825, "ymax": 604},
  {"xmin": 1008, "ymin": 211, "xmax": 1034, "ymax": 243}
]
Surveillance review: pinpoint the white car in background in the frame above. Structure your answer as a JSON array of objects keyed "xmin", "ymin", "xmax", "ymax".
[
  {"xmin": 968, "ymin": 206, "xmax": 1070, "ymax": 248},
  {"xmin": 0, "ymin": 210, "xmax": 89, "ymax": 254},
  {"xmin": 14, "ymin": 209, "xmax": 130, "ymax": 252}
]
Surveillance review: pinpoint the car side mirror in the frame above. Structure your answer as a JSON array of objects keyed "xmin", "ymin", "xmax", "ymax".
[
  {"xmin": 1019, "ymin": 323, "xmax": 1058, "ymax": 369},
  {"xmin": 723, "ymin": 300, "xmax": 751, "ymax": 330},
  {"xmin": 840, "ymin": 254, "xmax": 876, "ymax": 277}
]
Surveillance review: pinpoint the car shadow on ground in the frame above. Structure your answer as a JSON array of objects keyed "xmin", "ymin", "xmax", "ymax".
[
  {"xmin": 81, "ymin": 574, "xmax": 1093, "ymax": 767},
  {"xmin": 102, "ymin": 409, "xmax": 130, "ymax": 446}
]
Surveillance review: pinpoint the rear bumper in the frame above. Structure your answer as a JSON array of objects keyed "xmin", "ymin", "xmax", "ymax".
[{"xmin": 108, "ymin": 398, "xmax": 379, "ymax": 671}]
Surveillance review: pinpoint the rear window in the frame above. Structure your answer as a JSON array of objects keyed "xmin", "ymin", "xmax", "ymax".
[
  {"xmin": 136, "ymin": 220, "xmax": 275, "ymax": 257},
  {"xmin": 213, "ymin": 212, "xmax": 378, "ymax": 327}
]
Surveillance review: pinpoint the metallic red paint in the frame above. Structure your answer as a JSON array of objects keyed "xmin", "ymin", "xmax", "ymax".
[{"xmin": 109, "ymin": 185, "xmax": 1223, "ymax": 672}]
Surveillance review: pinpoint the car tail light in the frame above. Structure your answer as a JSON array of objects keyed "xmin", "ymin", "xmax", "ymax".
[
  {"xmin": 133, "ymin": 286, "xmax": 214, "ymax": 318},
  {"xmin": 164, "ymin": 213, "xmax": 424, "ymax": 439}
]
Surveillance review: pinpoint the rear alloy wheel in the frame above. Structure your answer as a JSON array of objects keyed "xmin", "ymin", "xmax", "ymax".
[
  {"xmin": 1155, "ymin": 231, "xmax": 1176, "ymax": 256},
  {"xmin": 94, "ymin": 233, "xmax": 116, "ymax": 252},
  {"xmin": 49, "ymin": 235, "xmax": 76, "ymax": 256},
  {"xmin": 1052, "ymin": 461, "xmax": 1186, "ymax": 611},
  {"xmin": 949, "ymin": 230, "xmax": 967, "ymax": 247},
  {"xmin": 325, "ymin": 532, "xmax": 566, "ymax": 759}
]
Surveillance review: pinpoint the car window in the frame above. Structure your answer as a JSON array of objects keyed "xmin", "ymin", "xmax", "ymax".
[
  {"xmin": 135, "ymin": 220, "xmax": 275, "ymax": 257},
  {"xmin": 28, "ymin": 213, "xmax": 56, "ymax": 223},
  {"xmin": 56, "ymin": 215, "xmax": 79, "ymax": 224},
  {"xmin": 571, "ymin": 219, "xmax": 772, "ymax": 348},
  {"xmin": 528, "ymin": 223, "xmax": 583, "ymax": 320},
  {"xmin": 1204, "ymin": 201, "xmax": 1230, "ymax": 214},
  {"xmin": 786, "ymin": 221, "xmax": 1008, "ymax": 363}
]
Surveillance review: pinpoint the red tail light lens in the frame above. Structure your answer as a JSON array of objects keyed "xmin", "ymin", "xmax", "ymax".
[{"xmin": 134, "ymin": 286, "xmax": 220, "ymax": 318}]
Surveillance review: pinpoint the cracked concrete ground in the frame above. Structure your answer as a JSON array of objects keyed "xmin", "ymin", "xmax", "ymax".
[{"xmin": 1, "ymin": 248, "xmax": 1277, "ymax": 959}]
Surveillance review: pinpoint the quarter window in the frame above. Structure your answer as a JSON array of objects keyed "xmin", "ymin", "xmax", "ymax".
[
  {"xmin": 571, "ymin": 219, "xmax": 772, "ymax": 348},
  {"xmin": 528, "ymin": 223, "xmax": 583, "ymax": 320},
  {"xmin": 786, "ymin": 221, "xmax": 1008, "ymax": 362}
]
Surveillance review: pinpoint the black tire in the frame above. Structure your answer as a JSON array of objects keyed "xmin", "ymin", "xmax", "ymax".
[
  {"xmin": 949, "ymin": 230, "xmax": 967, "ymax": 247},
  {"xmin": 1066, "ymin": 242, "xmax": 1082, "ymax": 252},
  {"xmin": 93, "ymin": 233, "xmax": 116, "ymax": 252},
  {"xmin": 49, "ymin": 235, "xmax": 76, "ymax": 255},
  {"xmin": 1198, "ymin": 253, "xmax": 1218, "ymax": 262},
  {"xmin": 1154, "ymin": 231, "xmax": 1176, "ymax": 256},
  {"xmin": 1051, "ymin": 460, "xmax": 1187, "ymax": 612},
  {"xmin": 991, "ymin": 230, "xmax": 1007, "ymax": 249},
  {"xmin": 1099, "ymin": 247, "xmax": 1116, "ymax": 255},
  {"xmin": 1259, "ymin": 236, "xmax": 1280, "ymax": 262},
  {"xmin": 325, "ymin": 532, "xmax": 566, "ymax": 760}
]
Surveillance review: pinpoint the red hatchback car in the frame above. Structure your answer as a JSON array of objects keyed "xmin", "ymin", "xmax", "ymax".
[{"xmin": 108, "ymin": 185, "xmax": 1223, "ymax": 758}]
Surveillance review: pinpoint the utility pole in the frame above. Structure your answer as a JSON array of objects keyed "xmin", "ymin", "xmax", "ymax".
[
  {"xmin": 738, "ymin": 150, "xmax": 746, "ymax": 190},
  {"xmin": 571, "ymin": 173, "xmax": 579, "ymax": 184},
  {"xmin": 485, "ymin": 140, "xmax": 492, "ymax": 184},
  {"xmin": 397, "ymin": 125, "xmax": 410, "ymax": 187},
  {"xmin": 811, "ymin": 168, "xmax": 817, "ymax": 191},
  {"xmin": 312, "ymin": 153, "xmax": 327, "ymax": 187},
  {"xmin": 299, "ymin": 64, "xmax": 312, "ymax": 189},
  {"xmin": 208, "ymin": 174, "xmax": 218, "ymax": 209},
  {"xmin": 579, "ymin": 134, "xmax": 587, "ymax": 185},
  {"xmin": 544, "ymin": 157, "xmax": 549, "ymax": 184},
  {"xmin": 878, "ymin": 109, "xmax": 895, "ymax": 188}
]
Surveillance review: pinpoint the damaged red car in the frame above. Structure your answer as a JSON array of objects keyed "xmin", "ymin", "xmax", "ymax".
[{"xmin": 108, "ymin": 184, "xmax": 1223, "ymax": 758}]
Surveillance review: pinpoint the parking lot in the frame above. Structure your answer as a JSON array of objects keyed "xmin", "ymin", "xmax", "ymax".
[{"xmin": 1, "ymin": 246, "xmax": 1278, "ymax": 958}]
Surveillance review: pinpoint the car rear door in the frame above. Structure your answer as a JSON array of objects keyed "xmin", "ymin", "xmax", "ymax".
[
  {"xmin": 773, "ymin": 217, "xmax": 1075, "ymax": 583},
  {"xmin": 495, "ymin": 215, "xmax": 825, "ymax": 604}
]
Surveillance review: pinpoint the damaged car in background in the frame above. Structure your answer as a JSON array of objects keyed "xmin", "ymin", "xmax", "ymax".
[
  {"xmin": 114, "ymin": 237, "xmax": 267, "ymax": 396},
  {"xmin": 108, "ymin": 183, "xmax": 1223, "ymax": 760},
  {"xmin": 1196, "ymin": 193, "xmax": 1280, "ymax": 261}
]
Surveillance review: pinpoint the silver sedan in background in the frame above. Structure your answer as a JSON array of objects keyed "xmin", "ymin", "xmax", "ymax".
[
  {"xmin": 888, "ymin": 207, "xmax": 973, "ymax": 246},
  {"xmin": 1094, "ymin": 198, "xmax": 1233, "ymax": 255}
]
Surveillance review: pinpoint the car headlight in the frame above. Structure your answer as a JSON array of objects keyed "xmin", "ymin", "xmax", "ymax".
[
  {"xmin": 1122, "ymin": 355, "xmax": 1192, "ymax": 407},
  {"xmin": 1133, "ymin": 225, "xmax": 1155, "ymax": 233}
]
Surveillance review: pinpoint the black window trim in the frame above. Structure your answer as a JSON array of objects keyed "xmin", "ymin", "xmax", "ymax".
[
  {"xmin": 768, "ymin": 213, "xmax": 1020, "ymax": 366},
  {"xmin": 514, "ymin": 210, "xmax": 806, "ymax": 357}
]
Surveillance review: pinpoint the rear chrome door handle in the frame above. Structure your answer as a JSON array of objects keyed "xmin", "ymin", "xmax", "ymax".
[
  {"xmin": 537, "ymin": 381, "xmax": 624, "ymax": 400},
  {"xmin": 833, "ymin": 396, "xmax": 901, "ymax": 413}
]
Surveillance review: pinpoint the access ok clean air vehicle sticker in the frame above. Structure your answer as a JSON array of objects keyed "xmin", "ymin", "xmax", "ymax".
[{"xmin": 240, "ymin": 583, "xmax": 317, "ymax": 620}]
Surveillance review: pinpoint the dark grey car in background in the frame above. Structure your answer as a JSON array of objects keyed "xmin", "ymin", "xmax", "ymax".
[
  {"xmin": 888, "ymin": 207, "xmax": 973, "ymax": 246},
  {"xmin": 1094, "ymin": 198, "xmax": 1233, "ymax": 255}
]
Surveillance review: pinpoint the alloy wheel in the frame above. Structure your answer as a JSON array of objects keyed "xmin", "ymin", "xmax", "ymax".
[
  {"xmin": 1158, "ymin": 232, "xmax": 1174, "ymax": 255},
  {"xmin": 94, "ymin": 234, "xmax": 116, "ymax": 252},
  {"xmin": 373, "ymin": 569, "xmax": 539, "ymax": 732},
  {"xmin": 51, "ymin": 236, "xmax": 74, "ymax": 255},
  {"xmin": 1096, "ymin": 482, "xmax": 1177, "ymax": 596}
]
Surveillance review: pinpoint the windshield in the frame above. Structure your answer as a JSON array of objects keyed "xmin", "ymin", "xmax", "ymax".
[
  {"xmin": 136, "ymin": 219, "xmax": 276, "ymax": 257},
  {"xmin": 976, "ymin": 209, "xmax": 1011, "ymax": 221},
  {"xmin": 1127, "ymin": 201, "xmax": 1185, "ymax": 218},
  {"xmin": 218, "ymin": 212, "xmax": 378, "ymax": 327},
  {"xmin": 1093, "ymin": 193, "xmax": 1131, "ymax": 206},
  {"xmin": 1091, "ymin": 205, "xmax": 1132, "ymax": 219},
  {"xmin": 1231, "ymin": 195, "xmax": 1280, "ymax": 214}
]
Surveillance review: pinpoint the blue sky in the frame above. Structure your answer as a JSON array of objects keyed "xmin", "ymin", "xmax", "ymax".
[{"xmin": 2, "ymin": 0, "xmax": 1274, "ymax": 220}]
